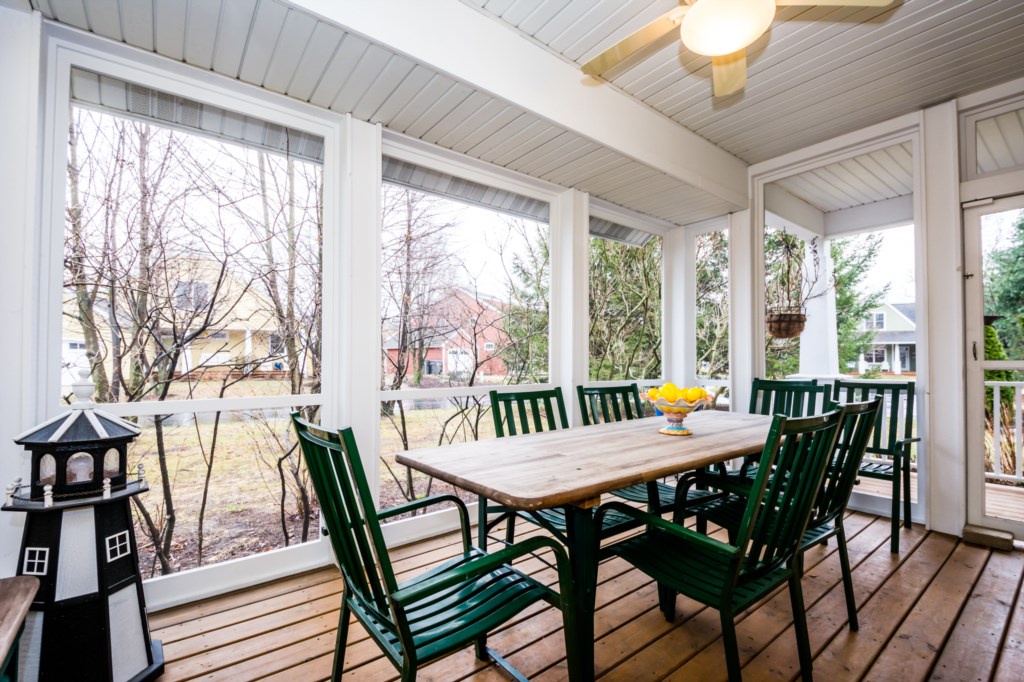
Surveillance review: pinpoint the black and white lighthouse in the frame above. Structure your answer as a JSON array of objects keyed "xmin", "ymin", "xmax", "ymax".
[{"xmin": 2, "ymin": 370, "xmax": 164, "ymax": 681}]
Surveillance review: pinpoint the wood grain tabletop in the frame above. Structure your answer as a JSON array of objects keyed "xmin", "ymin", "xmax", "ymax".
[
  {"xmin": 0, "ymin": 575, "xmax": 38, "ymax": 667},
  {"xmin": 397, "ymin": 411, "xmax": 773, "ymax": 510}
]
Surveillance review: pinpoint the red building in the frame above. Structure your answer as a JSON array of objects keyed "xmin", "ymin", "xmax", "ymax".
[{"xmin": 384, "ymin": 288, "xmax": 509, "ymax": 384}]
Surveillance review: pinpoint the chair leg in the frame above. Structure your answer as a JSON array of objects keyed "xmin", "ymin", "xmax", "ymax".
[
  {"xmin": 836, "ymin": 525, "xmax": 859, "ymax": 632},
  {"xmin": 658, "ymin": 583, "xmax": 677, "ymax": 622},
  {"xmin": 332, "ymin": 601, "xmax": 350, "ymax": 682},
  {"xmin": 788, "ymin": 573, "xmax": 815, "ymax": 682},
  {"xmin": 719, "ymin": 610, "xmax": 742, "ymax": 682},
  {"xmin": 474, "ymin": 635, "xmax": 488, "ymax": 661},
  {"xmin": 478, "ymin": 495, "xmax": 488, "ymax": 550},
  {"xmin": 890, "ymin": 459, "xmax": 901, "ymax": 554},
  {"xmin": 903, "ymin": 452, "xmax": 913, "ymax": 529},
  {"xmin": 504, "ymin": 513, "xmax": 517, "ymax": 546}
]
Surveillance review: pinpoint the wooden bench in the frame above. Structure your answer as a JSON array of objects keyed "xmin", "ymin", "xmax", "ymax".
[{"xmin": 0, "ymin": 576, "xmax": 39, "ymax": 682}]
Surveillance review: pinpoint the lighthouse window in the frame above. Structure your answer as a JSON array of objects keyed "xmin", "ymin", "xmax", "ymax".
[
  {"xmin": 23, "ymin": 547, "xmax": 49, "ymax": 575},
  {"xmin": 39, "ymin": 454, "xmax": 56, "ymax": 486},
  {"xmin": 103, "ymin": 449, "xmax": 120, "ymax": 478},
  {"xmin": 106, "ymin": 531, "xmax": 131, "ymax": 562},
  {"xmin": 66, "ymin": 452, "xmax": 94, "ymax": 484}
]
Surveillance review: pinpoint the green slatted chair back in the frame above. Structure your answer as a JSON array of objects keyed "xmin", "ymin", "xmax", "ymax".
[
  {"xmin": 749, "ymin": 378, "xmax": 831, "ymax": 417},
  {"xmin": 576, "ymin": 384, "xmax": 644, "ymax": 426},
  {"xmin": 735, "ymin": 409, "xmax": 844, "ymax": 576},
  {"xmin": 832, "ymin": 380, "xmax": 915, "ymax": 458},
  {"xmin": 808, "ymin": 398, "xmax": 882, "ymax": 529},
  {"xmin": 291, "ymin": 415, "xmax": 397, "ymax": 623},
  {"xmin": 490, "ymin": 387, "xmax": 569, "ymax": 437}
]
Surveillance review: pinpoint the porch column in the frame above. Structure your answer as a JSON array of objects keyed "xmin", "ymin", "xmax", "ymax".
[
  {"xmin": 922, "ymin": 100, "xmax": 965, "ymax": 536},
  {"xmin": 550, "ymin": 188, "xmax": 589, "ymax": 426},
  {"xmin": 662, "ymin": 226, "xmax": 694, "ymax": 385},
  {"xmin": 892, "ymin": 343, "xmax": 902, "ymax": 374},
  {"xmin": 730, "ymin": 210, "xmax": 755, "ymax": 411},
  {"xmin": 0, "ymin": 4, "xmax": 42, "ymax": 575},
  {"xmin": 798, "ymin": 235, "xmax": 840, "ymax": 377}
]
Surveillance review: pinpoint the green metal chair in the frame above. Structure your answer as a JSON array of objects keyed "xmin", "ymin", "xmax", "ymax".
[
  {"xmin": 685, "ymin": 398, "xmax": 882, "ymax": 632},
  {"xmin": 832, "ymin": 379, "xmax": 919, "ymax": 553},
  {"xmin": 597, "ymin": 408, "xmax": 845, "ymax": 682},
  {"xmin": 480, "ymin": 387, "xmax": 641, "ymax": 552},
  {"xmin": 576, "ymin": 383, "xmax": 716, "ymax": 515},
  {"xmin": 291, "ymin": 414, "xmax": 577, "ymax": 681}
]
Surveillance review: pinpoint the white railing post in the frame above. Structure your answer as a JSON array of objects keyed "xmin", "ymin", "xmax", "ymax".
[
  {"xmin": 993, "ymin": 384, "xmax": 1002, "ymax": 475},
  {"xmin": 1016, "ymin": 385, "xmax": 1023, "ymax": 481}
]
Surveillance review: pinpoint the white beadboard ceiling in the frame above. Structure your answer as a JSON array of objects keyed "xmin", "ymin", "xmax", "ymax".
[
  {"xmin": 775, "ymin": 142, "xmax": 914, "ymax": 213},
  {"xmin": 27, "ymin": 0, "xmax": 1024, "ymax": 227}
]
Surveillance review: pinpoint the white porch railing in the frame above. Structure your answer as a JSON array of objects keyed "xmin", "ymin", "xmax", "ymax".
[{"xmin": 986, "ymin": 381, "xmax": 1024, "ymax": 484}]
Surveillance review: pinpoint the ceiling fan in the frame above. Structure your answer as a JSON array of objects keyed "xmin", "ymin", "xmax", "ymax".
[{"xmin": 581, "ymin": 0, "xmax": 894, "ymax": 97}]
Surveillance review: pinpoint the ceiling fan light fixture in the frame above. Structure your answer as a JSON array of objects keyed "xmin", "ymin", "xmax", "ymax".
[{"xmin": 679, "ymin": 0, "xmax": 776, "ymax": 57}]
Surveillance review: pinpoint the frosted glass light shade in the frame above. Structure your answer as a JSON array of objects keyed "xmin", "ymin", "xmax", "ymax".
[{"xmin": 679, "ymin": 0, "xmax": 776, "ymax": 57}]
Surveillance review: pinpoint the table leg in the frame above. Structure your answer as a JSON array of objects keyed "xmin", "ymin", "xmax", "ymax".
[{"xmin": 563, "ymin": 503, "xmax": 597, "ymax": 682}]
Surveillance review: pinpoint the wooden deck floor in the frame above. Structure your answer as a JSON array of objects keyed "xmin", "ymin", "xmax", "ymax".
[
  {"xmin": 150, "ymin": 512, "xmax": 1024, "ymax": 681},
  {"xmin": 856, "ymin": 471, "xmax": 1024, "ymax": 522}
]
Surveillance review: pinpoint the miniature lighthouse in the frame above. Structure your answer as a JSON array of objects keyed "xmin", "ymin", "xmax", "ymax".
[{"xmin": 2, "ymin": 370, "xmax": 164, "ymax": 681}]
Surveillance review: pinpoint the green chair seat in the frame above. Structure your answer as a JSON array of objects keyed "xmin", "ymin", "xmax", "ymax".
[{"xmin": 610, "ymin": 528, "xmax": 792, "ymax": 613}]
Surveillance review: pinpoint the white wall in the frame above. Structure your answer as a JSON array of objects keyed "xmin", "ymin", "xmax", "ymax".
[{"xmin": 0, "ymin": 3, "xmax": 42, "ymax": 576}]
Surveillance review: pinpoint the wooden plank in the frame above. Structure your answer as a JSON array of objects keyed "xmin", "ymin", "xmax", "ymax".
[
  {"xmin": 865, "ymin": 541, "xmax": 990, "ymax": 681},
  {"xmin": 993, "ymin": 551, "xmax": 1024, "ymax": 682},
  {"xmin": 737, "ymin": 521, "xmax": 932, "ymax": 680},
  {"xmin": 930, "ymin": 549, "xmax": 1024, "ymax": 680},
  {"xmin": 808, "ymin": 532, "xmax": 959, "ymax": 680},
  {"xmin": 661, "ymin": 514, "xmax": 889, "ymax": 681},
  {"xmin": 148, "ymin": 568, "xmax": 337, "ymax": 630},
  {"xmin": 397, "ymin": 412, "xmax": 773, "ymax": 510},
  {"xmin": 0, "ymin": 577, "xmax": 39, "ymax": 667}
]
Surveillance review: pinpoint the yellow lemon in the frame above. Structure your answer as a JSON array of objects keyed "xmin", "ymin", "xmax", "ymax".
[
  {"xmin": 646, "ymin": 387, "xmax": 660, "ymax": 400},
  {"xmin": 684, "ymin": 387, "xmax": 705, "ymax": 403},
  {"xmin": 660, "ymin": 385, "xmax": 681, "ymax": 403}
]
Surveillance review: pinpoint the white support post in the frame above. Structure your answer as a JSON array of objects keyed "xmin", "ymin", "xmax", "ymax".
[
  {"xmin": 920, "ymin": 101, "xmax": 963, "ymax": 535},
  {"xmin": 342, "ymin": 117, "xmax": 384, "ymax": 504},
  {"xmin": 798, "ymin": 237, "xmax": 839, "ymax": 377},
  {"xmin": 730, "ymin": 210, "xmax": 755, "ymax": 411},
  {"xmin": 550, "ymin": 189, "xmax": 589, "ymax": 426},
  {"xmin": 893, "ymin": 344, "xmax": 902, "ymax": 374},
  {"xmin": 0, "ymin": 4, "xmax": 41, "ymax": 577},
  {"xmin": 662, "ymin": 227, "xmax": 691, "ymax": 385}
]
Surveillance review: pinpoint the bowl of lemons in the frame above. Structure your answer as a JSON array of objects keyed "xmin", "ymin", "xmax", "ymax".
[{"xmin": 640, "ymin": 383, "xmax": 711, "ymax": 436}]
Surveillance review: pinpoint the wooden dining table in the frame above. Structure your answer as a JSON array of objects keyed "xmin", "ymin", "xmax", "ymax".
[{"xmin": 397, "ymin": 409, "xmax": 774, "ymax": 681}]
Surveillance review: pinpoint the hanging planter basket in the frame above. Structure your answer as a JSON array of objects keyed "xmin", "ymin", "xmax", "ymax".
[{"xmin": 766, "ymin": 307, "xmax": 807, "ymax": 339}]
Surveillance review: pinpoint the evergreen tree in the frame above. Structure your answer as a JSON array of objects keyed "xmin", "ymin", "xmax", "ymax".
[
  {"xmin": 831, "ymin": 234, "xmax": 889, "ymax": 369},
  {"xmin": 986, "ymin": 213, "xmax": 1024, "ymax": 360}
]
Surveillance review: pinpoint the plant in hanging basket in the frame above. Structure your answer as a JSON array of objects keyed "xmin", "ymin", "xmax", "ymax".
[
  {"xmin": 764, "ymin": 227, "xmax": 830, "ymax": 338},
  {"xmin": 765, "ymin": 307, "xmax": 807, "ymax": 339}
]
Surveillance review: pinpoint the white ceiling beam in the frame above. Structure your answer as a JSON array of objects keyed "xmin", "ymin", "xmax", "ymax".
[
  {"xmin": 764, "ymin": 183, "xmax": 825, "ymax": 237},
  {"xmin": 824, "ymin": 194, "xmax": 914, "ymax": 238},
  {"xmin": 290, "ymin": 0, "xmax": 749, "ymax": 210}
]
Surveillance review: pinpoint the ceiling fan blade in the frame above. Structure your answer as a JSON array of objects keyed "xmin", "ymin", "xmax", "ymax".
[
  {"xmin": 581, "ymin": 6, "xmax": 688, "ymax": 77},
  {"xmin": 712, "ymin": 50, "xmax": 747, "ymax": 97},
  {"xmin": 775, "ymin": 0, "xmax": 893, "ymax": 5}
]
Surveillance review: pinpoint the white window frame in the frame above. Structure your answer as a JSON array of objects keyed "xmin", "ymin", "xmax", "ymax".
[
  {"xmin": 865, "ymin": 312, "xmax": 886, "ymax": 330},
  {"xmin": 37, "ymin": 26, "xmax": 350, "ymax": 610},
  {"xmin": 106, "ymin": 530, "xmax": 130, "ymax": 562},
  {"xmin": 23, "ymin": 547, "xmax": 49, "ymax": 576}
]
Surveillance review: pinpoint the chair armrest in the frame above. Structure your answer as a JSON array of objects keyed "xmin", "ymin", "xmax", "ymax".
[
  {"xmin": 895, "ymin": 436, "xmax": 921, "ymax": 462},
  {"xmin": 378, "ymin": 494, "xmax": 472, "ymax": 551},
  {"xmin": 391, "ymin": 535, "xmax": 569, "ymax": 607},
  {"xmin": 596, "ymin": 502, "xmax": 739, "ymax": 560}
]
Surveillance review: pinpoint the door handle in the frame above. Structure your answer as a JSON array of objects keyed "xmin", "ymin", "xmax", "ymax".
[{"xmin": 973, "ymin": 341, "xmax": 978, "ymax": 360}]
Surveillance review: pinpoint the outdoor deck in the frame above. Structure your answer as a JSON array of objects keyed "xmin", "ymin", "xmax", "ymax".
[
  {"xmin": 857, "ymin": 472, "xmax": 1024, "ymax": 522},
  {"xmin": 150, "ymin": 511, "xmax": 1024, "ymax": 681}
]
